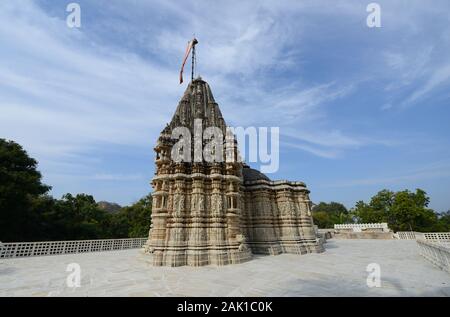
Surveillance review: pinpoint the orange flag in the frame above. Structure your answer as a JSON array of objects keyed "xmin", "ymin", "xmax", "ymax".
[{"xmin": 179, "ymin": 38, "xmax": 198, "ymax": 84}]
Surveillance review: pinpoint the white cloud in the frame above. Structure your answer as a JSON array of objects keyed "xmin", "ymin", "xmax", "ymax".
[
  {"xmin": 406, "ymin": 64, "xmax": 450, "ymax": 104},
  {"xmin": 282, "ymin": 142, "xmax": 340, "ymax": 159},
  {"xmin": 1, "ymin": 0, "xmax": 448, "ymax": 202},
  {"xmin": 0, "ymin": 0, "xmax": 180, "ymax": 164},
  {"xmin": 376, "ymin": 1, "xmax": 450, "ymax": 107},
  {"xmin": 0, "ymin": 0, "xmax": 424, "ymax": 169},
  {"xmin": 91, "ymin": 173, "xmax": 144, "ymax": 181},
  {"xmin": 326, "ymin": 160, "xmax": 450, "ymax": 187}
]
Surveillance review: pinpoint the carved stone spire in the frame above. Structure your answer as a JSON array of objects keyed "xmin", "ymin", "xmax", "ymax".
[
  {"xmin": 169, "ymin": 77, "xmax": 226, "ymax": 134},
  {"xmin": 145, "ymin": 77, "xmax": 324, "ymax": 267}
]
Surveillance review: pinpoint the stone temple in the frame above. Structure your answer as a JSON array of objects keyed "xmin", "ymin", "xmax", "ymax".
[{"xmin": 145, "ymin": 78, "xmax": 324, "ymax": 266}]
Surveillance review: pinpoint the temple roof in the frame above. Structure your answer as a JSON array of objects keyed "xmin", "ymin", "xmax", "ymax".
[
  {"xmin": 167, "ymin": 78, "xmax": 227, "ymax": 134},
  {"xmin": 242, "ymin": 164, "xmax": 271, "ymax": 182}
]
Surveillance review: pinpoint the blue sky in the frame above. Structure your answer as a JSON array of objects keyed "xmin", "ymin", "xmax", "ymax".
[{"xmin": 1, "ymin": 0, "xmax": 450, "ymax": 211}]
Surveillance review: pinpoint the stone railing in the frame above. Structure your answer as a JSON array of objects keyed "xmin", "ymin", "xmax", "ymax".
[
  {"xmin": 417, "ymin": 239, "xmax": 450, "ymax": 273},
  {"xmin": 0, "ymin": 238, "xmax": 148, "ymax": 259},
  {"xmin": 396, "ymin": 231, "xmax": 418, "ymax": 240},
  {"xmin": 396, "ymin": 232, "xmax": 450, "ymax": 242},
  {"xmin": 423, "ymin": 232, "xmax": 450, "ymax": 242},
  {"xmin": 334, "ymin": 223, "xmax": 388, "ymax": 231},
  {"xmin": 334, "ymin": 223, "xmax": 388, "ymax": 229}
]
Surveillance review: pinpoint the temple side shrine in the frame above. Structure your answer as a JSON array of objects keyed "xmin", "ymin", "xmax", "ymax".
[{"xmin": 144, "ymin": 77, "xmax": 324, "ymax": 267}]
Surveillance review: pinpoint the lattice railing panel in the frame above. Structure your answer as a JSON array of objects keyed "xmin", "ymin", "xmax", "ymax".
[
  {"xmin": 417, "ymin": 240, "xmax": 450, "ymax": 273},
  {"xmin": 0, "ymin": 238, "xmax": 147, "ymax": 259},
  {"xmin": 396, "ymin": 232, "xmax": 450, "ymax": 242}
]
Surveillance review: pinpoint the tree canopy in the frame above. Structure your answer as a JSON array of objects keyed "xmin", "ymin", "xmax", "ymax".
[
  {"xmin": 110, "ymin": 194, "xmax": 152, "ymax": 238},
  {"xmin": 0, "ymin": 138, "xmax": 152, "ymax": 242},
  {"xmin": 0, "ymin": 139, "xmax": 51, "ymax": 241},
  {"xmin": 352, "ymin": 189, "xmax": 441, "ymax": 232},
  {"xmin": 313, "ymin": 189, "xmax": 450, "ymax": 232},
  {"xmin": 312, "ymin": 202, "xmax": 350, "ymax": 228}
]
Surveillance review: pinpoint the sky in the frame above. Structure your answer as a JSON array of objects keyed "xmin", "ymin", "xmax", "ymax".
[{"xmin": 1, "ymin": 0, "xmax": 450, "ymax": 211}]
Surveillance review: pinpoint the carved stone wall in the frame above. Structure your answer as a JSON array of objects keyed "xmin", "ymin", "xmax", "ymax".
[
  {"xmin": 148, "ymin": 167, "xmax": 252, "ymax": 267},
  {"xmin": 242, "ymin": 174, "xmax": 324, "ymax": 256}
]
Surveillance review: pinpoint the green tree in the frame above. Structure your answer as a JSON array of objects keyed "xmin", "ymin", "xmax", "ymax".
[
  {"xmin": 41, "ymin": 193, "xmax": 113, "ymax": 240},
  {"xmin": 0, "ymin": 138, "xmax": 152, "ymax": 241},
  {"xmin": 353, "ymin": 188, "xmax": 441, "ymax": 232},
  {"xmin": 352, "ymin": 200, "xmax": 377, "ymax": 223},
  {"xmin": 111, "ymin": 194, "xmax": 152, "ymax": 238},
  {"xmin": 312, "ymin": 201, "xmax": 350, "ymax": 228},
  {"xmin": 0, "ymin": 139, "xmax": 51, "ymax": 241},
  {"xmin": 437, "ymin": 211, "xmax": 450, "ymax": 231},
  {"xmin": 312, "ymin": 211, "xmax": 334, "ymax": 228},
  {"xmin": 390, "ymin": 189, "xmax": 437, "ymax": 231}
]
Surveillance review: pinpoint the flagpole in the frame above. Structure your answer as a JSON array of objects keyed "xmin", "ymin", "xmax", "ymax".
[
  {"xmin": 179, "ymin": 38, "xmax": 198, "ymax": 85},
  {"xmin": 191, "ymin": 44, "xmax": 195, "ymax": 82}
]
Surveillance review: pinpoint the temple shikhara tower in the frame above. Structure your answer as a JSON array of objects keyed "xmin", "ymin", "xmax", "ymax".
[{"xmin": 145, "ymin": 77, "xmax": 324, "ymax": 266}]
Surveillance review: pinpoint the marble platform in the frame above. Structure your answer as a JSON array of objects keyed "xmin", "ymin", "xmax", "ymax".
[{"xmin": 1, "ymin": 240, "xmax": 449, "ymax": 297}]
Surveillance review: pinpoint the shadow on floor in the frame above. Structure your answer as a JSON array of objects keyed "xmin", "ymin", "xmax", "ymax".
[
  {"xmin": 323, "ymin": 241, "xmax": 339, "ymax": 249},
  {"xmin": 0, "ymin": 266, "xmax": 16, "ymax": 275}
]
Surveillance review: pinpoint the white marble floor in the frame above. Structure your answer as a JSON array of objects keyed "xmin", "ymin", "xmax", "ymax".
[{"xmin": 1, "ymin": 240, "xmax": 449, "ymax": 297}]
